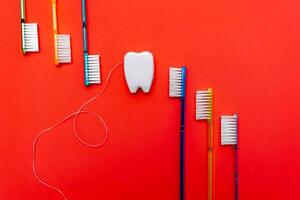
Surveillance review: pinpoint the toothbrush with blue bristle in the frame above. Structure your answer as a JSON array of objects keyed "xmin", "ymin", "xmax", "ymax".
[
  {"xmin": 81, "ymin": 0, "xmax": 101, "ymax": 86},
  {"xmin": 169, "ymin": 67, "xmax": 187, "ymax": 200}
]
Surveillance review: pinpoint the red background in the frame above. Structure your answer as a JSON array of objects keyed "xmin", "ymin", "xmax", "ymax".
[{"xmin": 0, "ymin": 0, "xmax": 300, "ymax": 199}]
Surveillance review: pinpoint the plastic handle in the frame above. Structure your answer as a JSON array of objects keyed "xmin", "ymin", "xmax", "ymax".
[
  {"xmin": 234, "ymin": 145, "xmax": 239, "ymax": 200},
  {"xmin": 208, "ymin": 120, "xmax": 213, "ymax": 200},
  {"xmin": 20, "ymin": 0, "xmax": 26, "ymax": 53},
  {"xmin": 81, "ymin": 0, "xmax": 88, "ymax": 52},
  {"xmin": 52, "ymin": 0, "xmax": 57, "ymax": 34},
  {"xmin": 81, "ymin": 0, "xmax": 87, "ymax": 23},
  {"xmin": 180, "ymin": 67, "xmax": 186, "ymax": 200},
  {"xmin": 82, "ymin": 0, "xmax": 88, "ymax": 86},
  {"xmin": 83, "ymin": 26, "xmax": 88, "ymax": 53},
  {"xmin": 180, "ymin": 98, "xmax": 185, "ymax": 200},
  {"xmin": 20, "ymin": 0, "xmax": 26, "ymax": 21}
]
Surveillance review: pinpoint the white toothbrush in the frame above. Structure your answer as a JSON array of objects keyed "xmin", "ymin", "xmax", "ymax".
[
  {"xmin": 169, "ymin": 67, "xmax": 187, "ymax": 200},
  {"xmin": 196, "ymin": 89, "xmax": 213, "ymax": 200},
  {"xmin": 82, "ymin": 0, "xmax": 100, "ymax": 86},
  {"xmin": 20, "ymin": 0, "xmax": 39, "ymax": 53},
  {"xmin": 221, "ymin": 114, "xmax": 239, "ymax": 200},
  {"xmin": 52, "ymin": 0, "xmax": 71, "ymax": 64}
]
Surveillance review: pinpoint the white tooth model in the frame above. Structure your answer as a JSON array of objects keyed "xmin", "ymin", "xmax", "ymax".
[{"xmin": 124, "ymin": 51, "xmax": 154, "ymax": 93}]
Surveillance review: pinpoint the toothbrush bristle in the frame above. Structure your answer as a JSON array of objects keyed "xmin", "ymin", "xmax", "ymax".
[
  {"xmin": 56, "ymin": 34, "xmax": 71, "ymax": 63},
  {"xmin": 23, "ymin": 23, "xmax": 39, "ymax": 52},
  {"xmin": 196, "ymin": 89, "xmax": 213, "ymax": 120},
  {"xmin": 221, "ymin": 114, "xmax": 238, "ymax": 145},
  {"xmin": 169, "ymin": 67, "xmax": 183, "ymax": 97},
  {"xmin": 87, "ymin": 55, "xmax": 101, "ymax": 84}
]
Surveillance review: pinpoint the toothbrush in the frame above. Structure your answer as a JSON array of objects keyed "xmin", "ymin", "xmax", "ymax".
[
  {"xmin": 81, "ymin": 0, "xmax": 101, "ymax": 86},
  {"xmin": 52, "ymin": 0, "xmax": 71, "ymax": 64},
  {"xmin": 196, "ymin": 89, "xmax": 213, "ymax": 200},
  {"xmin": 169, "ymin": 67, "xmax": 187, "ymax": 200},
  {"xmin": 20, "ymin": 0, "xmax": 39, "ymax": 53},
  {"xmin": 221, "ymin": 114, "xmax": 238, "ymax": 200}
]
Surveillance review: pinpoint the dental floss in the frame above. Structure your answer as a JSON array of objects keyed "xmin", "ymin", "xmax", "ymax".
[
  {"xmin": 124, "ymin": 51, "xmax": 154, "ymax": 93},
  {"xmin": 33, "ymin": 61, "xmax": 123, "ymax": 200}
]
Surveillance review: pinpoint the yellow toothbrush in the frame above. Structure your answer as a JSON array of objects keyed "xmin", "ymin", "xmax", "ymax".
[
  {"xmin": 52, "ymin": 0, "xmax": 71, "ymax": 64},
  {"xmin": 196, "ymin": 89, "xmax": 213, "ymax": 200}
]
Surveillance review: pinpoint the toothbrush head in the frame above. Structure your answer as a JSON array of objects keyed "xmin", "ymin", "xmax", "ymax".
[
  {"xmin": 84, "ymin": 54, "xmax": 101, "ymax": 86},
  {"xmin": 196, "ymin": 88, "xmax": 213, "ymax": 120},
  {"xmin": 22, "ymin": 23, "xmax": 39, "ymax": 53},
  {"xmin": 54, "ymin": 34, "xmax": 71, "ymax": 64},
  {"xmin": 169, "ymin": 67, "xmax": 186, "ymax": 98},
  {"xmin": 221, "ymin": 114, "xmax": 238, "ymax": 145}
]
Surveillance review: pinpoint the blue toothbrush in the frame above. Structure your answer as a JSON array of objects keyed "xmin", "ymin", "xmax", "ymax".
[
  {"xmin": 169, "ymin": 67, "xmax": 187, "ymax": 200},
  {"xmin": 81, "ymin": 0, "xmax": 101, "ymax": 86}
]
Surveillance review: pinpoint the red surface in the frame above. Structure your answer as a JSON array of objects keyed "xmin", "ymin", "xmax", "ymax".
[{"xmin": 0, "ymin": 0, "xmax": 300, "ymax": 199}]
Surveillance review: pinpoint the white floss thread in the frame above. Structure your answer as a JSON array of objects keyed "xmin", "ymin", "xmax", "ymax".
[{"xmin": 32, "ymin": 61, "xmax": 124, "ymax": 200}]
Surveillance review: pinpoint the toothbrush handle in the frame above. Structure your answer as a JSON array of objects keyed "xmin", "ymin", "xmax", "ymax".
[
  {"xmin": 81, "ymin": 0, "xmax": 89, "ymax": 85},
  {"xmin": 82, "ymin": 0, "xmax": 87, "ymax": 24},
  {"xmin": 20, "ymin": 0, "xmax": 26, "ymax": 53},
  {"xmin": 83, "ymin": 26, "xmax": 88, "ymax": 53},
  {"xmin": 180, "ymin": 97, "xmax": 185, "ymax": 200},
  {"xmin": 52, "ymin": 0, "xmax": 58, "ymax": 64},
  {"xmin": 52, "ymin": 0, "xmax": 57, "ymax": 34},
  {"xmin": 180, "ymin": 67, "xmax": 186, "ymax": 200},
  {"xmin": 234, "ymin": 145, "xmax": 239, "ymax": 200},
  {"xmin": 81, "ymin": 0, "xmax": 88, "ymax": 53},
  {"xmin": 208, "ymin": 120, "xmax": 213, "ymax": 200},
  {"xmin": 20, "ymin": 0, "xmax": 26, "ymax": 21}
]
